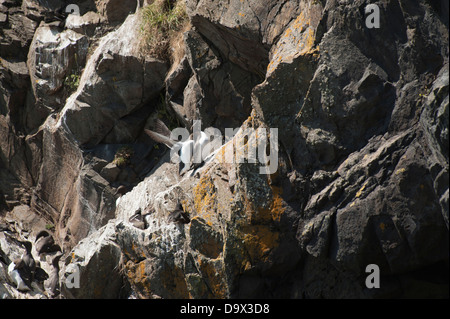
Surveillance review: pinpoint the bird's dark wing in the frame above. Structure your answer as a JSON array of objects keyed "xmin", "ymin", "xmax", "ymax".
[
  {"xmin": 180, "ymin": 212, "xmax": 191, "ymax": 224},
  {"xmin": 34, "ymin": 267, "xmax": 49, "ymax": 283},
  {"xmin": 0, "ymin": 247, "xmax": 9, "ymax": 265},
  {"xmin": 145, "ymin": 129, "xmax": 176, "ymax": 148},
  {"xmin": 17, "ymin": 265, "xmax": 33, "ymax": 289},
  {"xmin": 35, "ymin": 230, "xmax": 50, "ymax": 242},
  {"xmin": 48, "ymin": 244, "xmax": 62, "ymax": 254},
  {"xmin": 154, "ymin": 119, "xmax": 172, "ymax": 137},
  {"xmin": 51, "ymin": 254, "xmax": 62, "ymax": 267}
]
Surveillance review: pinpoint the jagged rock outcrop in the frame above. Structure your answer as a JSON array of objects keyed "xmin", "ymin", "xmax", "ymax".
[
  {"xmin": 1, "ymin": 0, "xmax": 448, "ymax": 299},
  {"xmin": 2, "ymin": 0, "xmax": 167, "ymax": 253}
]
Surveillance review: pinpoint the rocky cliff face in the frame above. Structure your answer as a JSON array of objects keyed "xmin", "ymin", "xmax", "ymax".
[{"xmin": 0, "ymin": 0, "xmax": 448, "ymax": 299}]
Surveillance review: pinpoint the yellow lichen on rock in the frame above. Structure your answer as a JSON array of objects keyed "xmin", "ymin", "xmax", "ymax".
[
  {"xmin": 267, "ymin": 185, "xmax": 284, "ymax": 223},
  {"xmin": 236, "ymin": 178, "xmax": 285, "ymax": 267},
  {"xmin": 267, "ymin": 6, "xmax": 321, "ymax": 75},
  {"xmin": 125, "ymin": 260, "xmax": 152, "ymax": 298},
  {"xmin": 197, "ymin": 257, "xmax": 227, "ymax": 298},
  {"xmin": 193, "ymin": 174, "xmax": 217, "ymax": 224},
  {"xmin": 242, "ymin": 225, "xmax": 280, "ymax": 263},
  {"xmin": 355, "ymin": 180, "xmax": 369, "ymax": 198}
]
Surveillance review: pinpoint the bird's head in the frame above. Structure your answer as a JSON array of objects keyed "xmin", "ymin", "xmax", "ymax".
[{"xmin": 20, "ymin": 241, "xmax": 32, "ymax": 252}]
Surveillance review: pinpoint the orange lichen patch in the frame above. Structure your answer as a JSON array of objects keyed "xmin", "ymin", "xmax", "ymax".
[
  {"xmin": 125, "ymin": 260, "xmax": 147, "ymax": 284},
  {"xmin": 235, "ymin": 179, "xmax": 285, "ymax": 267},
  {"xmin": 267, "ymin": 60, "xmax": 275, "ymax": 73},
  {"xmin": 299, "ymin": 27, "xmax": 316, "ymax": 54},
  {"xmin": 125, "ymin": 260, "xmax": 152, "ymax": 297},
  {"xmin": 138, "ymin": 261, "xmax": 146, "ymax": 281},
  {"xmin": 194, "ymin": 174, "xmax": 216, "ymax": 214},
  {"xmin": 193, "ymin": 174, "xmax": 217, "ymax": 222},
  {"xmin": 215, "ymin": 144, "xmax": 226, "ymax": 164},
  {"xmin": 242, "ymin": 225, "xmax": 280, "ymax": 263},
  {"xmin": 197, "ymin": 257, "xmax": 227, "ymax": 298},
  {"xmin": 268, "ymin": 186, "xmax": 284, "ymax": 223},
  {"xmin": 243, "ymin": 183, "xmax": 285, "ymax": 225},
  {"xmin": 267, "ymin": 10, "xmax": 319, "ymax": 75},
  {"xmin": 291, "ymin": 12, "xmax": 306, "ymax": 30},
  {"xmin": 123, "ymin": 242, "xmax": 147, "ymax": 263},
  {"xmin": 283, "ymin": 28, "xmax": 292, "ymax": 38}
]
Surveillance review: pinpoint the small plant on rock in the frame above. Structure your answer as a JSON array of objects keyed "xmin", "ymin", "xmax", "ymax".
[
  {"xmin": 113, "ymin": 146, "xmax": 134, "ymax": 167},
  {"xmin": 64, "ymin": 72, "xmax": 80, "ymax": 93},
  {"xmin": 140, "ymin": 0, "xmax": 189, "ymax": 63}
]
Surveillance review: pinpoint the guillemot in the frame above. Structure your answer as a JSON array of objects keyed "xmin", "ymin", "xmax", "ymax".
[
  {"xmin": 8, "ymin": 258, "xmax": 32, "ymax": 291},
  {"xmin": 45, "ymin": 253, "xmax": 62, "ymax": 298},
  {"xmin": 35, "ymin": 230, "xmax": 61, "ymax": 256},
  {"xmin": 19, "ymin": 241, "xmax": 36, "ymax": 282},
  {"xmin": 129, "ymin": 208, "xmax": 147, "ymax": 230},
  {"xmin": 168, "ymin": 202, "xmax": 190, "ymax": 224}
]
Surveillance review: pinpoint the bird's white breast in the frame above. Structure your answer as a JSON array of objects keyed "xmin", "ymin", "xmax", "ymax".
[
  {"xmin": 180, "ymin": 140, "xmax": 194, "ymax": 164},
  {"xmin": 7, "ymin": 262, "xmax": 30, "ymax": 291}
]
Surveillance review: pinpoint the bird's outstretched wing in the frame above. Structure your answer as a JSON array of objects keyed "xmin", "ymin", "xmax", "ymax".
[
  {"xmin": 154, "ymin": 119, "xmax": 172, "ymax": 137},
  {"xmin": 145, "ymin": 129, "xmax": 176, "ymax": 148}
]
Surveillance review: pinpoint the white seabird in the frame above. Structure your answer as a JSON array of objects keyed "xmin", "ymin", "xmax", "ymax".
[{"xmin": 144, "ymin": 119, "xmax": 210, "ymax": 175}]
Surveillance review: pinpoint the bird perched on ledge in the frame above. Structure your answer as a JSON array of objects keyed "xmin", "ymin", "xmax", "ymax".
[
  {"xmin": 45, "ymin": 252, "xmax": 62, "ymax": 298},
  {"xmin": 129, "ymin": 208, "xmax": 147, "ymax": 230},
  {"xmin": 35, "ymin": 230, "xmax": 61, "ymax": 256},
  {"xmin": 168, "ymin": 202, "xmax": 190, "ymax": 224},
  {"xmin": 128, "ymin": 206, "xmax": 155, "ymax": 230},
  {"xmin": 19, "ymin": 241, "xmax": 36, "ymax": 281},
  {"xmin": 6, "ymin": 240, "xmax": 36, "ymax": 292}
]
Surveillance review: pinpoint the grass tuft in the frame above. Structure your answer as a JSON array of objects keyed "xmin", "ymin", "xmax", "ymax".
[
  {"xmin": 140, "ymin": 0, "xmax": 189, "ymax": 63},
  {"xmin": 113, "ymin": 146, "xmax": 134, "ymax": 167}
]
